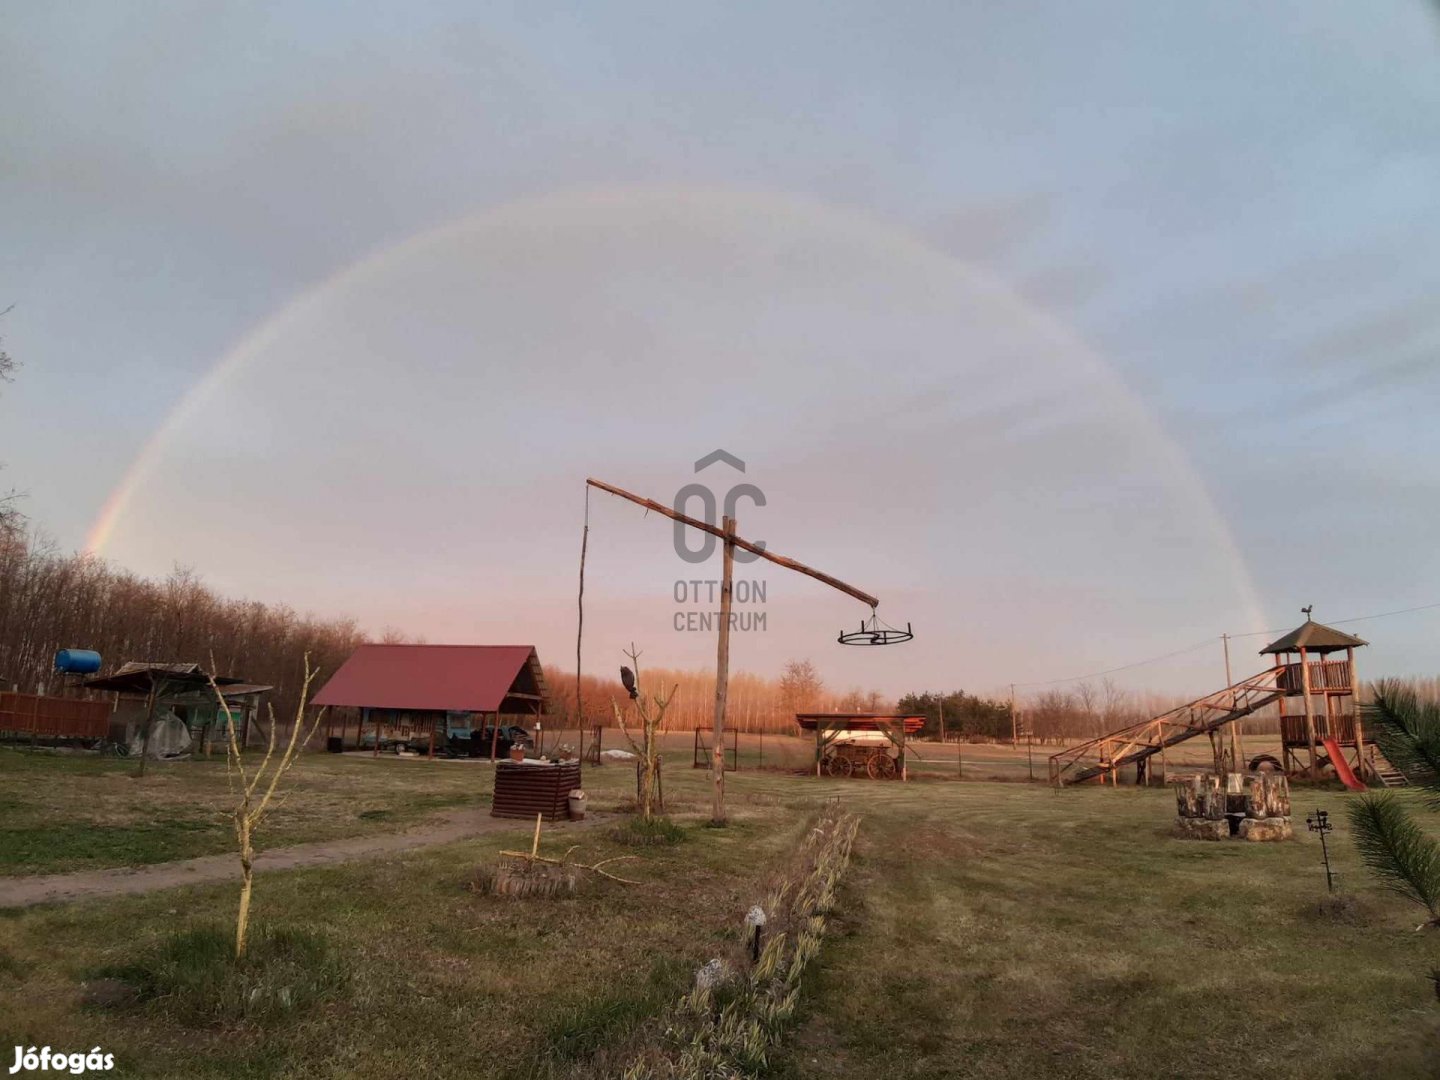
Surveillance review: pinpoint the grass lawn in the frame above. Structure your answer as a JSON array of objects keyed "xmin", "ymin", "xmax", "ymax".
[
  {"xmin": 1, "ymin": 754, "xmax": 1437, "ymax": 1078},
  {"xmin": 0, "ymin": 748, "xmax": 493, "ymax": 874}
]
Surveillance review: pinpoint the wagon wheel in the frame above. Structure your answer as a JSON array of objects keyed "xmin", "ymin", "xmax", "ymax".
[
  {"xmin": 824, "ymin": 753, "xmax": 854, "ymax": 779},
  {"xmin": 867, "ymin": 753, "xmax": 898, "ymax": 780}
]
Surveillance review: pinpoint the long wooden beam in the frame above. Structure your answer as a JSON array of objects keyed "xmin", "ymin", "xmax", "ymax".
[{"xmin": 586, "ymin": 477, "xmax": 879, "ymax": 608}]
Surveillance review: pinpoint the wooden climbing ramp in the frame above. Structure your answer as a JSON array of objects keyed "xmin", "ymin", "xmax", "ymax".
[{"xmin": 1048, "ymin": 667, "xmax": 1285, "ymax": 787}]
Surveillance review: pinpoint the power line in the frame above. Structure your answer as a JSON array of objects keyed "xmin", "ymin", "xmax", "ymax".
[
  {"xmin": 1330, "ymin": 599, "xmax": 1440, "ymax": 626},
  {"xmin": 1011, "ymin": 598, "xmax": 1440, "ymax": 690},
  {"xmin": 1012, "ymin": 637, "xmax": 1218, "ymax": 688}
]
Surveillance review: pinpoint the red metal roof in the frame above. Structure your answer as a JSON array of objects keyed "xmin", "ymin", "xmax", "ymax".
[
  {"xmin": 794, "ymin": 713, "xmax": 926, "ymax": 733},
  {"xmin": 312, "ymin": 645, "xmax": 543, "ymax": 713}
]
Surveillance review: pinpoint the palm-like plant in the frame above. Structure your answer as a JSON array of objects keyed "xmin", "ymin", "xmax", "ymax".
[
  {"xmin": 1350, "ymin": 794, "xmax": 1440, "ymax": 926},
  {"xmin": 1348, "ymin": 681, "xmax": 1440, "ymax": 929},
  {"xmin": 1365, "ymin": 680, "xmax": 1440, "ymax": 804}
]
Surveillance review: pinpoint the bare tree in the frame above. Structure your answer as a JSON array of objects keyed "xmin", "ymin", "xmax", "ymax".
[
  {"xmin": 209, "ymin": 656, "xmax": 326, "ymax": 959},
  {"xmin": 0, "ymin": 308, "xmax": 22, "ymax": 535},
  {"xmin": 779, "ymin": 659, "xmax": 824, "ymax": 717},
  {"xmin": 611, "ymin": 644, "xmax": 676, "ymax": 820}
]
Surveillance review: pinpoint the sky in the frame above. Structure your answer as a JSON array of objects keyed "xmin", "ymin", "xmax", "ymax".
[{"xmin": 2, "ymin": 2, "xmax": 1439, "ymax": 700}]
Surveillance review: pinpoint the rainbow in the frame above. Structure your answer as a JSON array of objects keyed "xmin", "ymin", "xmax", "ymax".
[{"xmin": 84, "ymin": 185, "xmax": 1266, "ymax": 635}]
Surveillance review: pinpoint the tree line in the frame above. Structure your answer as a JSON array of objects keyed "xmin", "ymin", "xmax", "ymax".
[
  {"xmin": 0, "ymin": 528, "xmax": 364, "ymax": 725},
  {"xmin": 542, "ymin": 658, "xmax": 893, "ymax": 734}
]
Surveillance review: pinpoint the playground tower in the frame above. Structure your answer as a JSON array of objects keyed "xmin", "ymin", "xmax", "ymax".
[{"xmin": 1259, "ymin": 616, "xmax": 1367, "ymax": 780}]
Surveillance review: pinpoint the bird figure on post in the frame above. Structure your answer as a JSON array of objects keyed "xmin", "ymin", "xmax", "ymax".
[{"xmin": 620, "ymin": 665, "xmax": 639, "ymax": 701}]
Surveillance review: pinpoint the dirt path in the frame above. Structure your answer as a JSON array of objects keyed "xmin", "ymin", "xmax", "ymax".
[{"xmin": 0, "ymin": 806, "xmax": 603, "ymax": 909}]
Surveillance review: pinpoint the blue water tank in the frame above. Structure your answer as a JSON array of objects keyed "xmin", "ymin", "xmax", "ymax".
[{"xmin": 54, "ymin": 649, "xmax": 102, "ymax": 675}]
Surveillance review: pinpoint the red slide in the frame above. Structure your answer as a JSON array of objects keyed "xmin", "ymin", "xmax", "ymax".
[{"xmin": 1321, "ymin": 737, "xmax": 1367, "ymax": 791}]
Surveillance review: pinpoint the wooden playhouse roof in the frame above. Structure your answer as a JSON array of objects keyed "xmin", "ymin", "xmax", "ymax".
[{"xmin": 1259, "ymin": 620, "xmax": 1368, "ymax": 655}]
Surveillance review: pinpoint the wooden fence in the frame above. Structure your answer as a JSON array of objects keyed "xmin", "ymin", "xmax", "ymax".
[{"xmin": 0, "ymin": 692, "xmax": 112, "ymax": 740}]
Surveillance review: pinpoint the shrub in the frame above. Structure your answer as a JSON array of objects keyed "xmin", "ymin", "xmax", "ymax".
[{"xmin": 611, "ymin": 816, "xmax": 686, "ymax": 847}]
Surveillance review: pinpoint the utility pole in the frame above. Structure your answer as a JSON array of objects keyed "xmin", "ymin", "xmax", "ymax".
[
  {"xmin": 1223, "ymin": 632, "xmax": 1244, "ymax": 774},
  {"xmin": 1009, "ymin": 683, "xmax": 1017, "ymax": 745},
  {"xmin": 588, "ymin": 477, "xmax": 878, "ymax": 825}
]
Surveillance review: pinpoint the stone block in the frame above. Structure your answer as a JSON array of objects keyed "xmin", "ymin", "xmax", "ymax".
[
  {"xmin": 1174, "ymin": 816, "xmax": 1229, "ymax": 841},
  {"xmin": 1239, "ymin": 816, "xmax": 1292, "ymax": 842}
]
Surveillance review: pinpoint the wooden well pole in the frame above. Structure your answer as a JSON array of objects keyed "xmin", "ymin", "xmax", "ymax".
[
  {"xmin": 586, "ymin": 477, "xmax": 880, "ymax": 824},
  {"xmin": 710, "ymin": 515, "xmax": 736, "ymax": 824}
]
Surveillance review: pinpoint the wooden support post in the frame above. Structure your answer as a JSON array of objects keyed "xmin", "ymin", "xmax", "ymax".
[
  {"xmin": 428, "ymin": 715, "xmax": 436, "ymax": 760},
  {"xmin": 136, "ymin": 675, "xmax": 163, "ymax": 777},
  {"xmin": 1299, "ymin": 648, "xmax": 1318, "ymax": 778},
  {"xmin": 490, "ymin": 712, "xmax": 500, "ymax": 761},
  {"xmin": 900, "ymin": 716, "xmax": 907, "ymax": 782},
  {"xmin": 1348, "ymin": 645, "xmax": 1365, "ymax": 778},
  {"xmin": 711, "ymin": 515, "xmax": 735, "ymax": 824},
  {"xmin": 371, "ymin": 707, "xmax": 380, "ymax": 757}
]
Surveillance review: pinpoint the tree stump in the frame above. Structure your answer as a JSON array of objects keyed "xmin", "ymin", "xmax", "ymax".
[
  {"xmin": 1244, "ymin": 774, "xmax": 1266, "ymax": 818},
  {"xmin": 1262, "ymin": 773, "xmax": 1290, "ymax": 818}
]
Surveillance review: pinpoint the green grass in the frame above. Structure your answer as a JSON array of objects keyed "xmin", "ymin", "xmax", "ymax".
[
  {"xmin": 0, "ymin": 819, "xmax": 227, "ymax": 872},
  {"xmin": 774, "ymin": 782, "xmax": 1440, "ymax": 1080},
  {"xmin": 93, "ymin": 923, "xmax": 347, "ymax": 1027},
  {"xmin": 1, "ymin": 756, "xmax": 1438, "ymax": 1077},
  {"xmin": 610, "ymin": 815, "xmax": 688, "ymax": 846},
  {"xmin": 0, "ymin": 748, "xmax": 485, "ymax": 874}
]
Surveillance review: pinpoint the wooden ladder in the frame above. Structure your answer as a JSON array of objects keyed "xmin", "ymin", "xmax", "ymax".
[{"xmin": 1370, "ymin": 747, "xmax": 1410, "ymax": 787}]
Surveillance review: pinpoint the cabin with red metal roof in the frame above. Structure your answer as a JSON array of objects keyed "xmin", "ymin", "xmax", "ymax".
[{"xmin": 313, "ymin": 644, "xmax": 549, "ymax": 759}]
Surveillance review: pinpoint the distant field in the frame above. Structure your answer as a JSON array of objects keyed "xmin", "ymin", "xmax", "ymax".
[
  {"xmin": 0, "ymin": 751, "xmax": 1436, "ymax": 1078},
  {"xmin": 545, "ymin": 726, "xmax": 1292, "ymax": 782}
]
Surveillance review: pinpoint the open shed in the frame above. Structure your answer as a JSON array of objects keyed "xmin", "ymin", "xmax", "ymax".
[
  {"xmin": 83, "ymin": 662, "xmax": 271, "ymax": 754},
  {"xmin": 312, "ymin": 644, "xmax": 549, "ymax": 759},
  {"xmin": 797, "ymin": 713, "xmax": 925, "ymax": 780}
]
